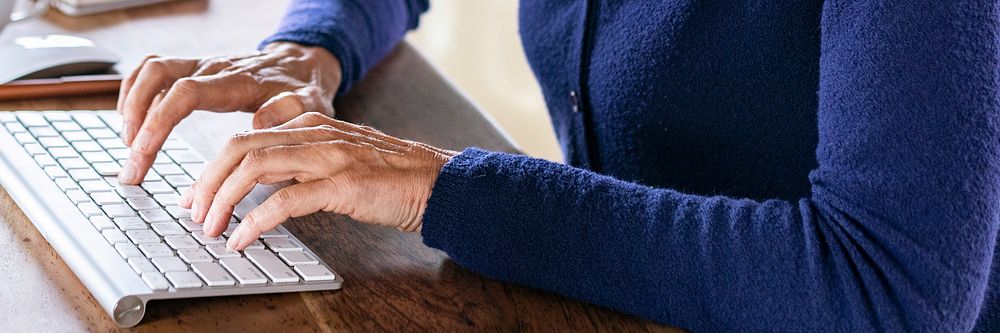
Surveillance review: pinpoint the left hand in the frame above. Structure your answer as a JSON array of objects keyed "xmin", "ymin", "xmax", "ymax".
[{"xmin": 179, "ymin": 112, "xmax": 457, "ymax": 250}]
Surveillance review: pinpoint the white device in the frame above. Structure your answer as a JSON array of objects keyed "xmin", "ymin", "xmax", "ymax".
[
  {"xmin": 0, "ymin": 110, "xmax": 343, "ymax": 327},
  {"xmin": 0, "ymin": 34, "xmax": 118, "ymax": 84}
]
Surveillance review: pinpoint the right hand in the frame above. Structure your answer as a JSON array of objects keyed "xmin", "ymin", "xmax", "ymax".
[{"xmin": 116, "ymin": 42, "xmax": 343, "ymax": 184}]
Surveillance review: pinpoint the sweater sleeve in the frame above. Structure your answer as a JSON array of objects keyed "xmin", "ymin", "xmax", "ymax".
[
  {"xmin": 420, "ymin": 2, "xmax": 1000, "ymax": 332},
  {"xmin": 260, "ymin": 0, "xmax": 429, "ymax": 96}
]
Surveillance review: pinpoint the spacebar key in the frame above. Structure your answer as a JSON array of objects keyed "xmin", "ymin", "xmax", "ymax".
[{"xmin": 219, "ymin": 257, "xmax": 267, "ymax": 285}]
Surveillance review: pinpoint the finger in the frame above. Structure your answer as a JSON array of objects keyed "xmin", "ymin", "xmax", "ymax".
[
  {"xmin": 252, "ymin": 92, "xmax": 307, "ymax": 129},
  {"xmin": 117, "ymin": 54, "xmax": 158, "ymax": 114},
  {"xmin": 179, "ymin": 180, "xmax": 195, "ymax": 209},
  {"xmin": 202, "ymin": 144, "xmax": 338, "ymax": 236},
  {"xmin": 121, "ymin": 58, "xmax": 198, "ymax": 146},
  {"xmin": 122, "ymin": 75, "xmax": 231, "ymax": 184},
  {"xmin": 190, "ymin": 127, "xmax": 342, "ymax": 222},
  {"xmin": 277, "ymin": 112, "xmax": 411, "ymax": 148},
  {"xmin": 227, "ymin": 180, "xmax": 335, "ymax": 250}
]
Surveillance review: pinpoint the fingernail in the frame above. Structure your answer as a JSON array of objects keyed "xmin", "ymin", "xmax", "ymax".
[
  {"xmin": 260, "ymin": 112, "xmax": 278, "ymax": 128},
  {"xmin": 120, "ymin": 160, "xmax": 137, "ymax": 184},
  {"xmin": 192, "ymin": 201, "xmax": 204, "ymax": 222},
  {"xmin": 226, "ymin": 228, "xmax": 242, "ymax": 250},
  {"xmin": 201, "ymin": 214, "xmax": 213, "ymax": 233}
]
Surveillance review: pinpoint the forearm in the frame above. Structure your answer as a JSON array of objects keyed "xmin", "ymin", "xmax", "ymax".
[{"xmin": 261, "ymin": 0, "xmax": 430, "ymax": 95}]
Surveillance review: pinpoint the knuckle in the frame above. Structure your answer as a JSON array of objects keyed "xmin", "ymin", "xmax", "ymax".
[
  {"xmin": 242, "ymin": 148, "xmax": 269, "ymax": 170},
  {"xmin": 225, "ymin": 131, "xmax": 254, "ymax": 148},
  {"xmin": 270, "ymin": 188, "xmax": 297, "ymax": 210},
  {"xmin": 171, "ymin": 78, "xmax": 199, "ymax": 95}
]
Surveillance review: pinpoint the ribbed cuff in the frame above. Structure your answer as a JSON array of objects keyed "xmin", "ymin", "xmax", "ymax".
[{"xmin": 420, "ymin": 148, "xmax": 493, "ymax": 251}]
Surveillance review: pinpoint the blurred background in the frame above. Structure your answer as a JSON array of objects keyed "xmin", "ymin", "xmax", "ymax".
[{"xmin": 408, "ymin": 1, "xmax": 561, "ymax": 162}]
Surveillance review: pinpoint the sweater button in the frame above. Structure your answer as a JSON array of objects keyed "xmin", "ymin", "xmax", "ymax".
[{"xmin": 569, "ymin": 90, "xmax": 580, "ymax": 113}]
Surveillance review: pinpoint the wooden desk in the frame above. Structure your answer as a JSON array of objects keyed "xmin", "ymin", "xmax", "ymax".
[{"xmin": 0, "ymin": 1, "xmax": 681, "ymax": 331}]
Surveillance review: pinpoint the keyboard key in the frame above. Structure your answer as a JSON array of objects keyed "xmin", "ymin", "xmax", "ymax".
[
  {"xmin": 127, "ymin": 197, "xmax": 159, "ymax": 210},
  {"xmin": 99, "ymin": 113, "xmax": 123, "ymax": 131},
  {"xmin": 260, "ymin": 228, "xmax": 289, "ymax": 238},
  {"xmin": 165, "ymin": 271, "xmax": 203, "ymax": 289},
  {"xmin": 245, "ymin": 240, "xmax": 266, "ymax": 250},
  {"xmin": 87, "ymin": 128, "xmax": 116, "ymax": 139},
  {"xmin": 48, "ymin": 147, "xmax": 79, "ymax": 158},
  {"xmin": 222, "ymin": 223, "xmax": 238, "ymax": 237},
  {"xmin": 116, "ymin": 185, "xmax": 148, "ymax": 198},
  {"xmin": 164, "ymin": 235, "xmax": 200, "ymax": 249},
  {"xmin": 102, "ymin": 229, "xmax": 128, "ymax": 244},
  {"xmin": 128, "ymin": 257, "xmax": 158, "ymax": 274},
  {"xmin": 34, "ymin": 155, "xmax": 57, "ymax": 167},
  {"xmin": 97, "ymin": 138, "xmax": 126, "ymax": 149},
  {"xmin": 79, "ymin": 180, "xmax": 112, "ymax": 193},
  {"xmin": 115, "ymin": 243, "xmax": 143, "ymax": 258},
  {"xmin": 245, "ymin": 249, "xmax": 299, "ymax": 283},
  {"xmin": 151, "ymin": 222, "xmax": 187, "ymax": 236},
  {"xmin": 16, "ymin": 113, "xmax": 47, "ymax": 127},
  {"xmin": 58, "ymin": 157, "xmax": 88, "ymax": 169},
  {"xmin": 0, "ymin": 113, "xmax": 17, "ymax": 123},
  {"xmin": 138, "ymin": 243, "xmax": 174, "ymax": 258},
  {"xmin": 165, "ymin": 206, "xmax": 191, "ymax": 219},
  {"xmin": 114, "ymin": 216, "xmax": 146, "ymax": 230},
  {"xmin": 28, "ymin": 126, "xmax": 58, "ymax": 137},
  {"xmin": 85, "ymin": 214, "xmax": 113, "ymax": 229},
  {"xmin": 142, "ymin": 181, "xmax": 173, "ymax": 194},
  {"xmin": 42, "ymin": 166, "xmax": 67, "ymax": 179},
  {"xmin": 104, "ymin": 205, "xmax": 137, "ymax": 218},
  {"xmin": 294, "ymin": 265, "xmax": 336, "ymax": 282},
  {"xmin": 153, "ymin": 193, "xmax": 180, "ymax": 206},
  {"xmin": 179, "ymin": 218, "xmax": 201, "ymax": 232},
  {"xmin": 206, "ymin": 244, "xmax": 241, "ymax": 259},
  {"xmin": 92, "ymin": 162, "xmax": 121, "ymax": 176},
  {"xmin": 22, "ymin": 143, "xmax": 45, "ymax": 155},
  {"xmin": 178, "ymin": 248, "xmax": 213, "ymax": 264},
  {"xmin": 192, "ymin": 262, "xmax": 237, "ymax": 287},
  {"xmin": 52, "ymin": 121, "xmax": 81, "ymax": 132},
  {"xmin": 39, "ymin": 137, "xmax": 69, "ymax": 148},
  {"xmin": 154, "ymin": 152, "xmax": 172, "ymax": 164},
  {"xmin": 153, "ymin": 163, "xmax": 185, "ymax": 175},
  {"xmin": 166, "ymin": 150, "xmax": 200, "ymax": 163},
  {"xmin": 43, "ymin": 112, "xmax": 72, "ymax": 122},
  {"xmin": 279, "ymin": 251, "xmax": 319, "ymax": 266},
  {"xmin": 55, "ymin": 178, "xmax": 79, "ymax": 191},
  {"xmin": 141, "ymin": 272, "xmax": 170, "ymax": 291},
  {"xmin": 193, "ymin": 232, "xmax": 226, "ymax": 245},
  {"xmin": 152, "ymin": 256, "xmax": 188, "ymax": 272},
  {"xmin": 104, "ymin": 148, "xmax": 128, "ymax": 160},
  {"xmin": 91, "ymin": 191, "xmax": 123, "ymax": 205},
  {"xmin": 5, "ymin": 122, "xmax": 26, "ymax": 133},
  {"xmin": 164, "ymin": 174, "xmax": 194, "ymax": 187},
  {"xmin": 264, "ymin": 238, "xmax": 302, "ymax": 252},
  {"xmin": 61, "ymin": 131, "xmax": 91, "ymax": 142},
  {"xmin": 180, "ymin": 163, "xmax": 205, "ymax": 178},
  {"xmin": 139, "ymin": 209, "xmax": 173, "ymax": 222},
  {"xmin": 72, "ymin": 141, "xmax": 104, "ymax": 152},
  {"xmin": 128, "ymin": 230, "xmax": 161, "ymax": 244},
  {"xmin": 69, "ymin": 168, "xmax": 101, "ymax": 181},
  {"xmin": 77, "ymin": 202, "xmax": 102, "ymax": 217},
  {"xmin": 73, "ymin": 113, "xmax": 105, "ymax": 129},
  {"xmin": 219, "ymin": 258, "xmax": 267, "ymax": 285},
  {"xmin": 82, "ymin": 151, "xmax": 114, "ymax": 163},
  {"xmin": 65, "ymin": 190, "xmax": 89, "ymax": 203}
]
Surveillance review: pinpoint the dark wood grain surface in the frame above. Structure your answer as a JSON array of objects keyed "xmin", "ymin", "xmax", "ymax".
[{"xmin": 0, "ymin": 1, "xmax": 683, "ymax": 331}]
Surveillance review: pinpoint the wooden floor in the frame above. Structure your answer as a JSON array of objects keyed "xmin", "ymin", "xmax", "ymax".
[{"xmin": 408, "ymin": 0, "xmax": 562, "ymax": 162}]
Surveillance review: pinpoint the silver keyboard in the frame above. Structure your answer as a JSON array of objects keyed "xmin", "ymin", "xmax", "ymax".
[{"xmin": 0, "ymin": 110, "xmax": 342, "ymax": 327}]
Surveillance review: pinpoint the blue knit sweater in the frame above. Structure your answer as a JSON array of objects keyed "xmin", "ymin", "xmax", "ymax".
[{"xmin": 262, "ymin": 1, "xmax": 1000, "ymax": 331}]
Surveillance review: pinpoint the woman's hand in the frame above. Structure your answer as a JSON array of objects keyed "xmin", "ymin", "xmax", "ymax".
[
  {"xmin": 117, "ymin": 42, "xmax": 343, "ymax": 184},
  {"xmin": 178, "ymin": 112, "xmax": 457, "ymax": 250}
]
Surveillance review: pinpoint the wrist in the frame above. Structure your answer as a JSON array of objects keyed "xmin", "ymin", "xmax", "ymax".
[{"xmin": 263, "ymin": 41, "xmax": 343, "ymax": 98}]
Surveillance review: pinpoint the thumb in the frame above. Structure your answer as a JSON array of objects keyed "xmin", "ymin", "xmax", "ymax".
[{"xmin": 253, "ymin": 87, "xmax": 335, "ymax": 129}]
